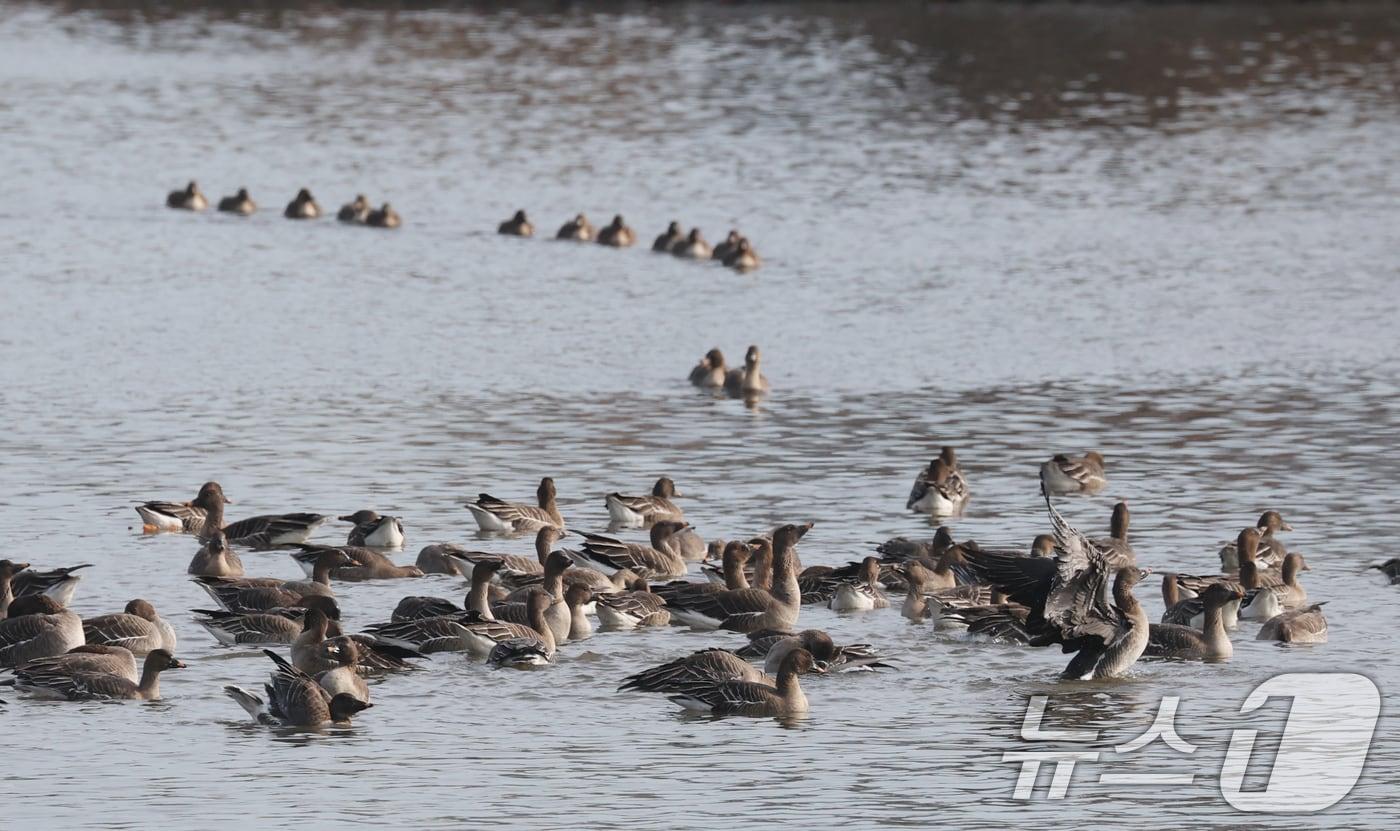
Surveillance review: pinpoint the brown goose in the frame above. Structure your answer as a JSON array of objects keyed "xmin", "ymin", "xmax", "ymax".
[
  {"xmin": 340, "ymin": 510, "xmax": 405, "ymax": 548},
  {"xmin": 734, "ymin": 629, "xmax": 889, "ymax": 672},
  {"xmin": 466, "ymin": 477, "xmax": 564, "ymax": 534},
  {"xmin": 392, "ymin": 559, "xmax": 502, "ymax": 622},
  {"xmin": 447, "ymin": 526, "xmax": 568, "ymax": 583},
  {"xmin": 620, "ymin": 647, "xmax": 776, "ymax": 693},
  {"xmin": 712, "ymin": 230, "xmax": 742, "ymax": 262},
  {"xmin": 665, "ymin": 525, "xmax": 803, "ymax": 633},
  {"xmin": 188, "ymin": 531, "xmax": 243, "ymax": 577},
  {"xmin": 136, "ymin": 481, "xmax": 226, "ymax": 533},
  {"xmin": 0, "ymin": 559, "xmax": 30, "ymax": 617},
  {"xmin": 1240, "ymin": 553, "xmax": 1309, "ymax": 621},
  {"xmin": 907, "ymin": 447, "xmax": 969, "ymax": 515},
  {"xmin": 13, "ymin": 648, "xmax": 184, "ymax": 701},
  {"xmin": 1039, "ymin": 451, "xmax": 1107, "ymax": 494},
  {"xmin": 689, "ymin": 348, "xmax": 727, "ymax": 388},
  {"xmin": 498, "ymin": 209, "xmax": 533, "ymax": 237},
  {"xmin": 0, "ymin": 596, "xmax": 84, "ymax": 667},
  {"xmin": 194, "ymin": 547, "xmax": 351, "ymax": 612},
  {"xmin": 605, "ymin": 477, "xmax": 685, "ymax": 526},
  {"xmin": 11, "ymin": 645, "xmax": 138, "ymax": 683},
  {"xmin": 226, "ymin": 649, "xmax": 373, "ymax": 727},
  {"xmin": 572, "ymin": 526, "xmax": 689, "ymax": 581},
  {"xmin": 486, "ymin": 591, "xmax": 558, "ymax": 668},
  {"xmin": 686, "ymin": 541, "xmax": 753, "ymax": 596},
  {"xmin": 196, "ymin": 596, "xmax": 340, "ymax": 647},
  {"xmin": 82, "ymin": 599, "xmax": 177, "ymax": 655},
  {"xmin": 595, "ymin": 577, "xmax": 670, "ymax": 629},
  {"xmin": 666, "ymin": 648, "xmax": 814, "ymax": 716},
  {"xmin": 365, "ymin": 588, "xmax": 548, "ymax": 658},
  {"xmin": 1256, "ymin": 603, "xmax": 1328, "ymax": 643},
  {"xmin": 964, "ymin": 491, "xmax": 1150, "ymax": 680},
  {"xmin": 1145, "ymin": 583, "xmax": 1242, "ymax": 660},
  {"xmin": 565, "ymin": 584, "xmax": 594, "ymax": 640},
  {"xmin": 1160, "ymin": 573, "xmax": 1241, "ymax": 630},
  {"xmin": 313, "ymin": 637, "xmax": 370, "ymax": 702},
  {"xmin": 1218, "ymin": 510, "xmax": 1292, "ymax": 570},
  {"xmin": 290, "ymin": 544, "xmax": 424, "ymax": 581},
  {"xmin": 490, "ymin": 551, "xmax": 573, "ymax": 643}
]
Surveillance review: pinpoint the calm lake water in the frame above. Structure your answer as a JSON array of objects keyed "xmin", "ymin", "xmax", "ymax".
[{"xmin": 2, "ymin": 1, "xmax": 1398, "ymax": 827}]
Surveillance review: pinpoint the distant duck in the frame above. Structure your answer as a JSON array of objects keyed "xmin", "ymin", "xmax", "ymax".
[
  {"xmin": 338, "ymin": 194, "xmax": 370, "ymax": 224},
  {"xmin": 689, "ymin": 348, "xmax": 727, "ymax": 388},
  {"xmin": 596, "ymin": 215, "xmax": 636, "ymax": 247},
  {"xmin": 1039, "ymin": 451, "xmax": 1107, "ymax": 494},
  {"xmin": 284, "ymin": 188, "xmax": 321, "ymax": 219},
  {"xmin": 652, "ymin": 221, "xmax": 684, "ymax": 252},
  {"xmin": 367, "ymin": 203, "xmax": 401, "ymax": 228},
  {"xmin": 340, "ymin": 510, "xmax": 405, "ymax": 548},
  {"xmin": 671, "ymin": 228, "xmax": 711, "ymax": 259},
  {"xmin": 556, "ymin": 213, "xmax": 594, "ymax": 241},
  {"xmin": 217, "ymin": 188, "xmax": 256, "ymax": 215},
  {"xmin": 723, "ymin": 345, "xmax": 770, "ymax": 397},
  {"xmin": 166, "ymin": 181, "xmax": 207, "ymax": 211},
  {"xmin": 723, "ymin": 238, "xmax": 761, "ymax": 272},
  {"xmin": 498, "ymin": 209, "xmax": 533, "ymax": 237},
  {"xmin": 712, "ymin": 230, "xmax": 741, "ymax": 262}
]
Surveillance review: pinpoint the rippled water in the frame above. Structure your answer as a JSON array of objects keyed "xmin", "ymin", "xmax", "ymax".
[{"xmin": 3, "ymin": 2, "xmax": 1399, "ymax": 827}]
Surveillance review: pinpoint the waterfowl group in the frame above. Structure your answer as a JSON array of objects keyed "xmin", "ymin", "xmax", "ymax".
[
  {"xmin": 165, "ymin": 183, "xmax": 401, "ymax": 227},
  {"xmin": 491, "ymin": 211, "xmax": 761, "ymax": 271}
]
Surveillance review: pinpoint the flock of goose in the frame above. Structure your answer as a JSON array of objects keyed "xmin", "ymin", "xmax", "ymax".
[
  {"xmin": 0, "ymin": 440, "xmax": 1341, "ymax": 726},
  {"xmin": 165, "ymin": 181, "xmax": 760, "ymax": 271}
]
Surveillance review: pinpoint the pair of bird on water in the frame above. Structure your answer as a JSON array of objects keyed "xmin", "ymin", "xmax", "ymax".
[
  {"xmin": 904, "ymin": 448, "xmax": 1103, "ymax": 518},
  {"xmin": 689, "ymin": 345, "xmax": 770, "ymax": 397},
  {"xmin": 165, "ymin": 182, "xmax": 400, "ymax": 227}
]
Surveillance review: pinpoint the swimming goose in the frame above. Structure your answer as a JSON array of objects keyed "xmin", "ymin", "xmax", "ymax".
[
  {"xmin": 894, "ymin": 560, "xmax": 982, "ymax": 622},
  {"xmin": 689, "ymin": 348, "xmax": 727, "ymax": 388},
  {"xmin": 447, "ymin": 526, "xmax": 569, "ymax": 585},
  {"xmin": 652, "ymin": 221, "xmax": 684, "ymax": 252},
  {"xmin": 1161, "ymin": 573, "xmax": 1240, "ymax": 630},
  {"xmin": 226, "ymin": 649, "xmax": 373, "ymax": 727},
  {"xmin": 0, "ymin": 559, "xmax": 28, "ymax": 617},
  {"xmin": 284, "ymin": 188, "xmax": 321, "ymax": 219},
  {"xmin": 937, "ymin": 603, "xmax": 1032, "ymax": 642},
  {"xmin": 289, "ymin": 544, "xmax": 424, "ymax": 581},
  {"xmin": 313, "ymin": 637, "xmax": 370, "ymax": 702},
  {"xmin": 289, "ymin": 607, "xmax": 340, "ymax": 670},
  {"xmin": 712, "ymin": 231, "xmax": 742, "ymax": 263},
  {"xmin": 486, "ymin": 591, "xmax": 558, "ymax": 668},
  {"xmin": 490, "ymin": 551, "xmax": 573, "ymax": 642},
  {"xmin": 1039, "ymin": 451, "xmax": 1107, "ymax": 494},
  {"xmin": 665, "ymin": 524, "xmax": 802, "ymax": 633},
  {"xmin": 656, "ymin": 541, "xmax": 751, "ymax": 609},
  {"xmin": 222, "ymin": 512, "xmax": 329, "ymax": 549},
  {"xmin": 1256, "ymin": 603, "xmax": 1328, "ymax": 643},
  {"xmin": 723, "ymin": 239, "xmax": 761, "ymax": 272},
  {"xmin": 294, "ymin": 608, "xmax": 424, "ymax": 676},
  {"xmin": 657, "ymin": 522, "xmax": 708, "ymax": 563},
  {"xmin": 0, "ymin": 596, "xmax": 84, "ymax": 667},
  {"xmin": 1177, "ymin": 529, "xmax": 1275, "ymax": 598},
  {"xmin": 167, "ymin": 181, "xmax": 207, "ymax": 210},
  {"xmin": 13, "ymin": 648, "xmax": 184, "ymax": 701},
  {"xmin": 10, "ymin": 645, "xmax": 138, "ymax": 683},
  {"xmin": 136, "ymin": 481, "xmax": 227, "ymax": 533},
  {"xmin": 565, "ymin": 584, "xmax": 594, "ymax": 640},
  {"xmin": 498, "ymin": 209, "xmax": 533, "ymax": 237},
  {"xmin": 670, "ymin": 228, "xmax": 711, "ymax": 259},
  {"xmin": 82, "ymin": 599, "xmax": 176, "ymax": 655},
  {"xmin": 365, "ymin": 586, "xmax": 550, "ymax": 659},
  {"xmin": 414, "ymin": 542, "xmax": 472, "ymax": 576},
  {"xmin": 338, "ymin": 194, "xmax": 370, "ymax": 223},
  {"xmin": 556, "ymin": 213, "xmax": 594, "ymax": 241},
  {"xmin": 964, "ymin": 492, "xmax": 1151, "ymax": 680},
  {"xmin": 605, "ymin": 477, "xmax": 685, "ymax": 527},
  {"xmin": 187, "ymin": 531, "xmax": 243, "ymax": 577},
  {"xmin": 339, "ymin": 510, "xmax": 405, "ymax": 548},
  {"xmin": 734, "ymin": 629, "xmax": 888, "ymax": 672},
  {"xmin": 217, "ymin": 188, "xmax": 256, "ymax": 215},
  {"xmin": 1218, "ymin": 510, "xmax": 1292, "ymax": 570},
  {"xmin": 194, "ymin": 547, "xmax": 351, "ymax": 612},
  {"xmin": 906, "ymin": 457, "xmax": 969, "ymax": 517},
  {"xmin": 595, "ymin": 577, "xmax": 670, "ymax": 629},
  {"xmin": 596, "ymin": 215, "xmax": 635, "ymax": 247},
  {"xmin": 195, "ymin": 597, "xmax": 340, "ymax": 647},
  {"xmin": 876, "ymin": 526, "xmax": 957, "ymax": 566},
  {"xmin": 572, "ymin": 527, "xmax": 689, "ymax": 581},
  {"xmin": 723, "ymin": 345, "xmax": 769, "ymax": 397},
  {"xmin": 666, "ymin": 648, "xmax": 814, "ymax": 717},
  {"xmin": 391, "ymin": 560, "xmax": 502, "ymax": 623},
  {"xmin": 1372, "ymin": 559, "xmax": 1400, "ymax": 584},
  {"xmin": 13, "ymin": 563, "xmax": 93, "ymax": 607},
  {"xmin": 828, "ymin": 557, "xmax": 890, "ymax": 612},
  {"xmin": 1240, "ymin": 553, "xmax": 1309, "ymax": 621},
  {"xmin": 620, "ymin": 647, "xmax": 770, "ymax": 693},
  {"xmin": 1145, "ymin": 583, "xmax": 1242, "ymax": 661},
  {"xmin": 466, "ymin": 477, "xmax": 565, "ymax": 534}
]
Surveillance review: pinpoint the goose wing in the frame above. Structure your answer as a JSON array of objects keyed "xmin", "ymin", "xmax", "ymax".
[
  {"xmin": 575, "ymin": 533, "xmax": 677, "ymax": 578},
  {"xmin": 619, "ymin": 648, "xmax": 754, "ymax": 692},
  {"xmin": 669, "ymin": 678, "xmax": 780, "ymax": 712},
  {"xmin": 193, "ymin": 609, "xmax": 302, "ymax": 644},
  {"xmin": 223, "ymin": 513, "xmax": 327, "ymax": 548},
  {"xmin": 13, "ymin": 565, "xmax": 93, "ymax": 598},
  {"xmin": 391, "ymin": 595, "xmax": 462, "ymax": 622},
  {"xmin": 668, "ymin": 588, "xmax": 776, "ymax": 630},
  {"xmin": 1144, "ymin": 623, "xmax": 1206, "ymax": 657},
  {"xmin": 15, "ymin": 667, "xmax": 138, "ymax": 700},
  {"xmin": 81, "ymin": 614, "xmax": 157, "ymax": 651},
  {"xmin": 734, "ymin": 629, "xmax": 795, "ymax": 659},
  {"xmin": 473, "ymin": 494, "xmax": 556, "ymax": 528}
]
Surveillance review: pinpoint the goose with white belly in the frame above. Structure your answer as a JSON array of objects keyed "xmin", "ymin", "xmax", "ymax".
[
  {"xmin": 606, "ymin": 477, "xmax": 685, "ymax": 527},
  {"xmin": 572, "ymin": 526, "xmax": 690, "ymax": 581},
  {"xmin": 466, "ymin": 477, "xmax": 565, "ymax": 534},
  {"xmin": 665, "ymin": 524, "xmax": 802, "ymax": 633},
  {"xmin": 1218, "ymin": 510, "xmax": 1292, "ymax": 570},
  {"xmin": 666, "ymin": 648, "xmax": 814, "ymax": 717},
  {"xmin": 1145, "ymin": 583, "xmax": 1242, "ymax": 661},
  {"xmin": 1240, "ymin": 553, "xmax": 1309, "ymax": 621},
  {"xmin": 1039, "ymin": 451, "xmax": 1107, "ymax": 494},
  {"xmin": 340, "ymin": 510, "xmax": 405, "ymax": 548},
  {"xmin": 907, "ymin": 447, "xmax": 969, "ymax": 516},
  {"xmin": 828, "ymin": 557, "xmax": 889, "ymax": 612}
]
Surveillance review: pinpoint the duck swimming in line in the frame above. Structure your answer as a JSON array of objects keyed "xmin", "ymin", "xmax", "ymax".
[
  {"xmin": 652, "ymin": 221, "xmax": 683, "ymax": 252},
  {"xmin": 556, "ymin": 213, "xmax": 594, "ymax": 241},
  {"xmin": 166, "ymin": 181, "xmax": 207, "ymax": 211},
  {"xmin": 498, "ymin": 209, "xmax": 533, "ymax": 237},
  {"xmin": 284, "ymin": 188, "xmax": 321, "ymax": 219},
  {"xmin": 338, "ymin": 195, "xmax": 370, "ymax": 224},
  {"xmin": 596, "ymin": 215, "xmax": 635, "ymax": 247},
  {"xmin": 217, "ymin": 188, "xmax": 256, "ymax": 215}
]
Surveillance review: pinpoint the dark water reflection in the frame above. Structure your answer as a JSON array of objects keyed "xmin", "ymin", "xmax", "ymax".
[{"xmin": 2, "ymin": 1, "xmax": 1399, "ymax": 828}]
